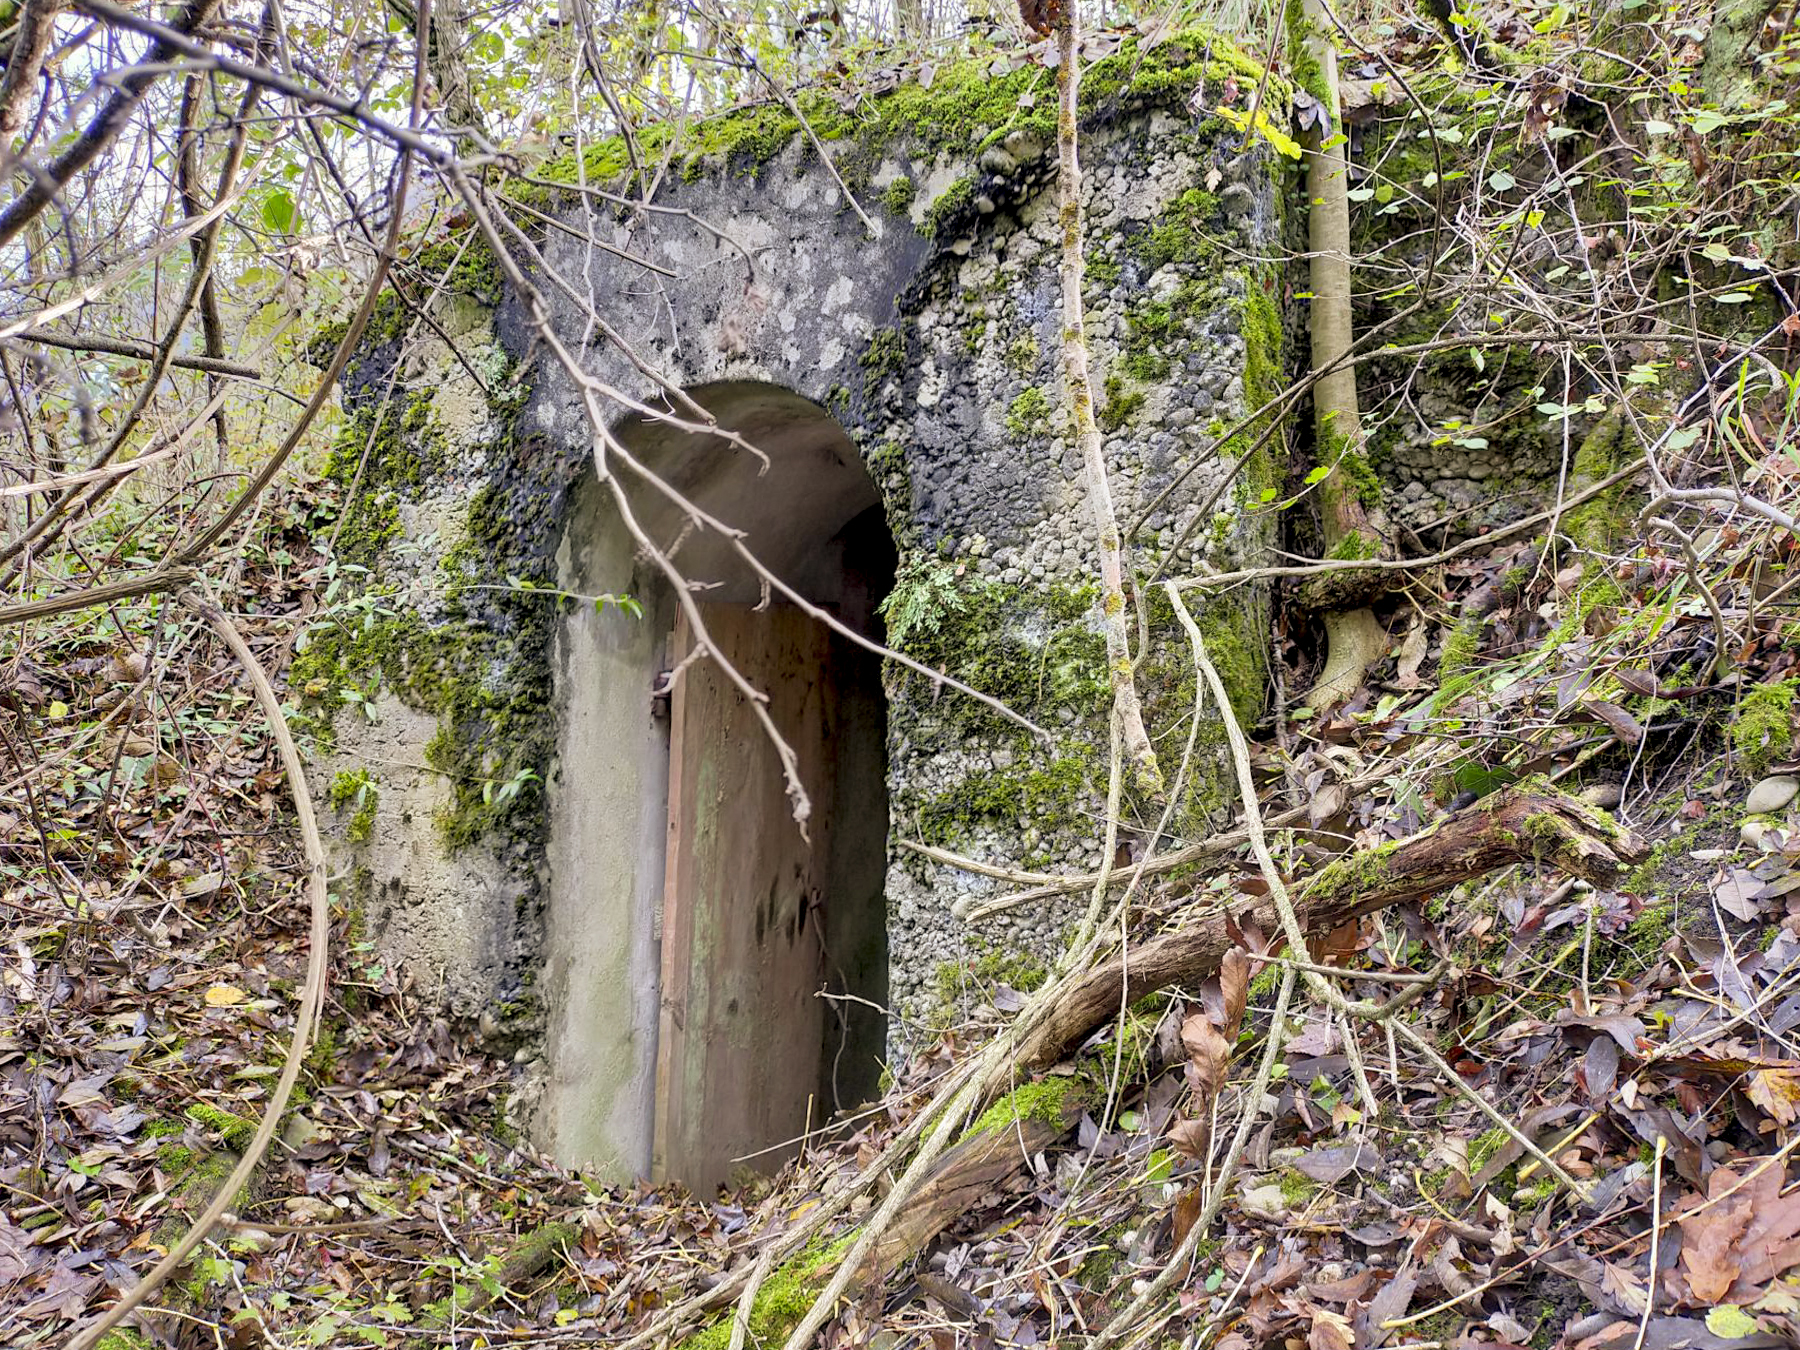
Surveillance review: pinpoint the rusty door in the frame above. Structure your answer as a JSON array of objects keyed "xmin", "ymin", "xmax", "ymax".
[{"xmin": 652, "ymin": 602, "xmax": 837, "ymax": 1191}]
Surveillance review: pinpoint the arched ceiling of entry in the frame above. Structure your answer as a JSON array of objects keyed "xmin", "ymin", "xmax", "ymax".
[{"xmin": 611, "ymin": 382, "xmax": 882, "ymax": 607}]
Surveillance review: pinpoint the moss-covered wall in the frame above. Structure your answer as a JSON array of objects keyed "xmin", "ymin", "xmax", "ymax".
[{"xmin": 300, "ymin": 28, "xmax": 1291, "ymax": 1175}]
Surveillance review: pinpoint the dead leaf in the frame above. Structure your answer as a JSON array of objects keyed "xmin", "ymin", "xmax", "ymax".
[
  {"xmin": 1357, "ymin": 1262, "xmax": 1417, "ymax": 1346},
  {"xmin": 1168, "ymin": 1117, "xmax": 1211, "ymax": 1160},
  {"xmin": 205, "ymin": 983, "xmax": 248, "ymax": 1007},
  {"xmin": 1181, "ymin": 1012, "xmax": 1232, "ymax": 1102},
  {"xmin": 1171, "ymin": 1186, "xmax": 1202, "ymax": 1250},
  {"xmin": 1308, "ymin": 1305, "xmax": 1355, "ymax": 1350},
  {"xmin": 1749, "ymin": 1067, "xmax": 1800, "ymax": 1124},
  {"xmin": 1679, "ymin": 1183, "xmax": 1754, "ymax": 1302},
  {"xmin": 1293, "ymin": 1138, "xmax": 1380, "ymax": 1184},
  {"xmin": 1395, "ymin": 617, "xmax": 1430, "ymax": 689},
  {"xmin": 1585, "ymin": 696, "xmax": 1646, "ymax": 746},
  {"xmin": 1713, "ymin": 867, "xmax": 1767, "ymax": 923},
  {"xmin": 1601, "ymin": 1260, "xmax": 1649, "ymax": 1315}
]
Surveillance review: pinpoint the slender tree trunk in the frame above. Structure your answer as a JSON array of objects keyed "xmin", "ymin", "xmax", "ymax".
[
  {"xmin": 1054, "ymin": 6, "xmax": 1161, "ymax": 794},
  {"xmin": 1292, "ymin": 0, "xmax": 1389, "ymax": 709},
  {"xmin": 0, "ymin": 0, "xmax": 62, "ymax": 147},
  {"xmin": 387, "ymin": 0, "xmax": 487, "ymax": 148}
]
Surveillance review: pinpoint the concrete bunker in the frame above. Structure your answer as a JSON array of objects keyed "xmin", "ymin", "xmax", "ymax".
[{"xmin": 542, "ymin": 381, "xmax": 894, "ymax": 1191}]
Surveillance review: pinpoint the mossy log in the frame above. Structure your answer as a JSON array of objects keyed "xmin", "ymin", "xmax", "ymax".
[
  {"xmin": 681, "ymin": 1087, "xmax": 1083, "ymax": 1346},
  {"xmin": 1017, "ymin": 783, "xmax": 1647, "ymax": 1069},
  {"xmin": 419, "ymin": 1221, "xmax": 578, "ymax": 1328},
  {"xmin": 865, "ymin": 1081, "xmax": 1084, "ymax": 1277}
]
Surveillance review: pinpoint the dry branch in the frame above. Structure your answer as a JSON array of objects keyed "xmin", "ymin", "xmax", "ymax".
[
  {"xmin": 0, "ymin": 0, "xmax": 225, "ymax": 248},
  {"xmin": 1017, "ymin": 784, "xmax": 1647, "ymax": 1070},
  {"xmin": 17, "ymin": 326, "xmax": 261, "ymax": 376},
  {"xmin": 865, "ymin": 1108, "xmax": 1075, "ymax": 1280}
]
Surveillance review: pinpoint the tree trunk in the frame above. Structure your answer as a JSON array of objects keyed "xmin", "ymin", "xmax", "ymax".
[
  {"xmin": 1054, "ymin": 5, "xmax": 1161, "ymax": 793},
  {"xmin": 387, "ymin": 0, "xmax": 487, "ymax": 149},
  {"xmin": 1291, "ymin": 0, "xmax": 1389, "ymax": 709}
]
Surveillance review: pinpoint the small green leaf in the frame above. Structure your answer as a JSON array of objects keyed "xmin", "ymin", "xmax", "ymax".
[
  {"xmin": 261, "ymin": 189, "xmax": 298, "ymax": 235},
  {"xmin": 1487, "ymin": 170, "xmax": 1517, "ymax": 191},
  {"xmin": 1644, "ymin": 119, "xmax": 1675, "ymax": 135}
]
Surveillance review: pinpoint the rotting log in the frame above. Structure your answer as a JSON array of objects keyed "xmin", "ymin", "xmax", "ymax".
[
  {"xmin": 1017, "ymin": 784, "xmax": 1647, "ymax": 1070},
  {"xmin": 419, "ymin": 1221, "xmax": 579, "ymax": 1327},
  {"xmin": 864, "ymin": 1092, "xmax": 1082, "ymax": 1279}
]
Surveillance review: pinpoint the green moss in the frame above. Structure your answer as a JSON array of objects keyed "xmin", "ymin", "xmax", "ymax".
[
  {"xmin": 1098, "ymin": 371, "xmax": 1145, "ymax": 432},
  {"xmin": 1196, "ymin": 595, "xmax": 1266, "ymax": 727},
  {"xmin": 1306, "ymin": 841, "xmax": 1399, "ymax": 901},
  {"xmin": 153, "ymin": 1147, "xmax": 249, "ymax": 1250},
  {"xmin": 1005, "ymin": 333, "xmax": 1039, "ymax": 374},
  {"xmin": 185, "ymin": 1103, "xmax": 256, "ymax": 1151},
  {"xmin": 97, "ymin": 1332, "xmax": 153, "ymax": 1350},
  {"xmin": 937, "ymin": 949, "xmax": 1048, "ymax": 1000},
  {"xmin": 860, "ymin": 325, "xmax": 908, "ymax": 399},
  {"xmin": 1326, "ymin": 529, "xmax": 1378, "ymax": 561},
  {"xmin": 156, "ymin": 1142, "xmax": 198, "ymax": 1174},
  {"xmin": 1284, "ymin": 0, "xmax": 1331, "ymax": 107},
  {"xmin": 917, "ymin": 753, "xmax": 1090, "ymax": 847},
  {"xmin": 678, "ymin": 1234, "xmax": 855, "ymax": 1350},
  {"xmin": 921, "ymin": 175, "xmax": 975, "ymax": 239},
  {"xmin": 407, "ymin": 231, "xmax": 503, "ymax": 302},
  {"xmin": 880, "ymin": 176, "xmax": 916, "ymax": 213},
  {"xmin": 1437, "ymin": 620, "xmax": 1482, "ymax": 687},
  {"xmin": 1734, "ymin": 678, "xmax": 1797, "ymax": 776},
  {"xmin": 1278, "ymin": 1167, "xmax": 1321, "ymax": 1206},
  {"xmin": 1237, "ymin": 278, "xmax": 1287, "ymax": 497},
  {"xmin": 1006, "ymin": 386, "xmax": 1053, "ymax": 438},
  {"xmin": 1131, "ymin": 187, "xmax": 1221, "ymax": 269},
  {"xmin": 967, "ymin": 1077, "xmax": 1088, "ymax": 1137},
  {"xmin": 1087, "ymin": 255, "xmax": 1122, "ymax": 289},
  {"xmin": 328, "ymin": 768, "xmax": 379, "ymax": 844},
  {"xmin": 1468, "ymin": 1125, "xmax": 1511, "ymax": 1175},
  {"xmin": 1565, "ymin": 410, "xmax": 1631, "ymax": 551}
]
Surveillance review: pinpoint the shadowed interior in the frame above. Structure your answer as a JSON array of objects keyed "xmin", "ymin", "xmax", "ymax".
[{"xmin": 542, "ymin": 382, "xmax": 893, "ymax": 1190}]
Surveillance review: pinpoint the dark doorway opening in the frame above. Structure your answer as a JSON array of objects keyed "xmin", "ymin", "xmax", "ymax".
[{"xmin": 632, "ymin": 389, "xmax": 894, "ymax": 1191}]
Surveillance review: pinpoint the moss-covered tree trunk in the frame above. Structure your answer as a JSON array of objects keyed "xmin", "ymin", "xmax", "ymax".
[
  {"xmin": 1291, "ymin": 0, "xmax": 1389, "ymax": 709},
  {"xmin": 1053, "ymin": 2, "xmax": 1161, "ymax": 792}
]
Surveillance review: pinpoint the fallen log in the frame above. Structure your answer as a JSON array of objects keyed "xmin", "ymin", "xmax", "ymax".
[{"xmin": 1017, "ymin": 782, "xmax": 1646, "ymax": 1070}]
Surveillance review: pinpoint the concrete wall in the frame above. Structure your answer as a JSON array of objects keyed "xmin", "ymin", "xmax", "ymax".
[{"xmin": 301, "ymin": 30, "xmax": 1290, "ymax": 1182}]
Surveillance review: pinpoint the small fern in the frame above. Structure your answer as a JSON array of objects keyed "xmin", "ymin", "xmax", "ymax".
[{"xmin": 879, "ymin": 559, "xmax": 967, "ymax": 648}]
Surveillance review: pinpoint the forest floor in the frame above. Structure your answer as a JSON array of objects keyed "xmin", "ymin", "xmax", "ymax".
[{"xmin": 4, "ymin": 473, "xmax": 1800, "ymax": 1350}]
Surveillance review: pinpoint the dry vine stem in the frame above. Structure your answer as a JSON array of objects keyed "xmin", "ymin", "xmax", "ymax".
[
  {"xmin": 1052, "ymin": 0, "xmax": 1160, "ymax": 793},
  {"xmin": 68, "ymin": 593, "xmax": 329, "ymax": 1350}
]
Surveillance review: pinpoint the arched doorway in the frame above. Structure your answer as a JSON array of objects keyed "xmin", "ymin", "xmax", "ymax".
[{"xmin": 542, "ymin": 383, "xmax": 893, "ymax": 1192}]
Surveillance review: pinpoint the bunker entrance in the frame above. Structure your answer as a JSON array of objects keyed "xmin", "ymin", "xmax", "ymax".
[{"xmin": 547, "ymin": 383, "xmax": 893, "ymax": 1193}]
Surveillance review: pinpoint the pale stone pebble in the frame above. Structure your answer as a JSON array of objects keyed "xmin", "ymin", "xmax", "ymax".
[{"xmin": 1748, "ymin": 775, "xmax": 1799, "ymax": 814}]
